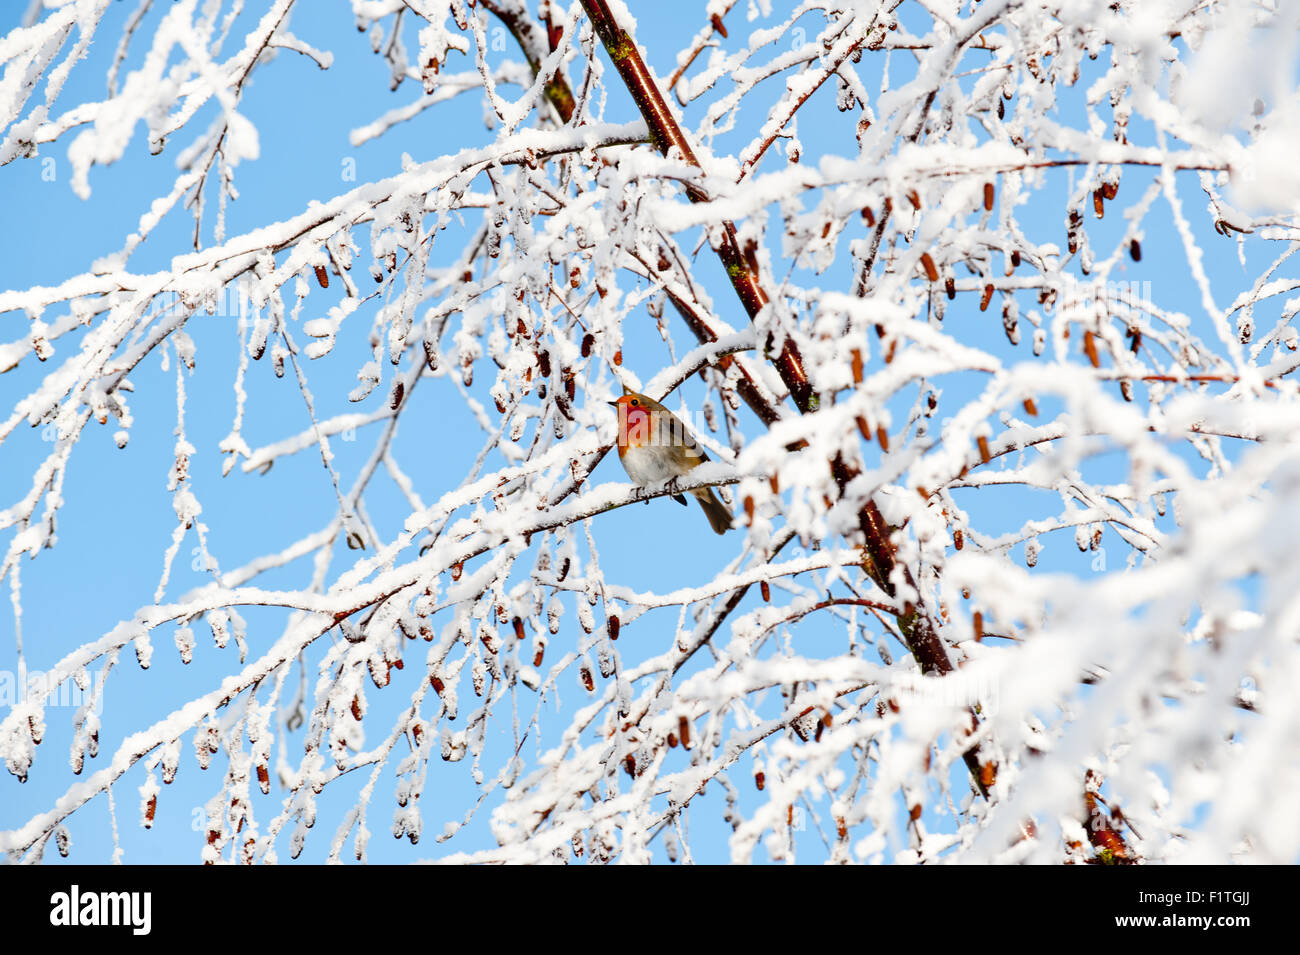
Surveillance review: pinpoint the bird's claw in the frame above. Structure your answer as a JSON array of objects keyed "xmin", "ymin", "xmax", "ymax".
[{"xmin": 666, "ymin": 476, "xmax": 688, "ymax": 506}]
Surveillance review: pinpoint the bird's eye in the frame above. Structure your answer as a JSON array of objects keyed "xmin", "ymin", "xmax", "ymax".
[{"xmin": 630, "ymin": 398, "xmax": 639, "ymax": 406}]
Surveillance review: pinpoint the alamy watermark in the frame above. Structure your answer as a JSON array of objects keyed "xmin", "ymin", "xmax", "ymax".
[
  {"xmin": 49, "ymin": 885, "xmax": 151, "ymax": 935},
  {"xmin": 1048, "ymin": 275, "xmax": 1153, "ymax": 316},
  {"xmin": 890, "ymin": 670, "xmax": 1003, "ymax": 718},
  {"xmin": 0, "ymin": 668, "xmax": 105, "ymax": 715}
]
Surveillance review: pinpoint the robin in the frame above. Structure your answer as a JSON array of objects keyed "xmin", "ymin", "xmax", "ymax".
[{"xmin": 608, "ymin": 391, "xmax": 733, "ymax": 535}]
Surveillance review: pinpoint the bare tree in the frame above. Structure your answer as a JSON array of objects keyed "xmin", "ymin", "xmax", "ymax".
[{"xmin": 2, "ymin": 0, "xmax": 1298, "ymax": 864}]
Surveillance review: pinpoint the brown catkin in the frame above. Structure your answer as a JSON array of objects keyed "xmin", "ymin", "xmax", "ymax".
[
  {"xmin": 921, "ymin": 253, "xmax": 939, "ymax": 282},
  {"xmin": 1083, "ymin": 330, "xmax": 1100, "ymax": 368}
]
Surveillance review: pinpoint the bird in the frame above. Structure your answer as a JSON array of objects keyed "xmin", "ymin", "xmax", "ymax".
[{"xmin": 608, "ymin": 391, "xmax": 733, "ymax": 535}]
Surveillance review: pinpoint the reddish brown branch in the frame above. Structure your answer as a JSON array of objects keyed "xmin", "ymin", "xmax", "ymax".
[
  {"xmin": 666, "ymin": 1, "xmax": 738, "ymax": 93},
  {"xmin": 578, "ymin": 0, "xmax": 992, "ymax": 797},
  {"xmin": 658, "ymin": 283, "xmax": 783, "ymax": 427},
  {"xmin": 1083, "ymin": 775, "xmax": 1139, "ymax": 863},
  {"xmin": 579, "ymin": 0, "xmax": 814, "ymax": 413},
  {"xmin": 483, "ymin": 0, "xmax": 576, "ymax": 123}
]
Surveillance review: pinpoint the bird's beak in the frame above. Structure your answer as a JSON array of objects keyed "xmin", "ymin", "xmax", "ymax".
[{"xmin": 607, "ymin": 400, "xmax": 619, "ymax": 408}]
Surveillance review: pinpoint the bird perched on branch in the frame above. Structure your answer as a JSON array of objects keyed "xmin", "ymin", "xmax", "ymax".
[{"xmin": 609, "ymin": 391, "xmax": 733, "ymax": 535}]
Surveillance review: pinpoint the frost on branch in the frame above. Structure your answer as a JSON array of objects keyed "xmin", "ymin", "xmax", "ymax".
[{"xmin": 1, "ymin": 0, "xmax": 1299, "ymax": 865}]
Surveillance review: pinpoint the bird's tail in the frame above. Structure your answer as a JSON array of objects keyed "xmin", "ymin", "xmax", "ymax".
[{"xmin": 693, "ymin": 487, "xmax": 733, "ymax": 535}]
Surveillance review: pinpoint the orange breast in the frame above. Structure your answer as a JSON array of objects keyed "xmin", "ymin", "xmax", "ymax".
[{"xmin": 619, "ymin": 405, "xmax": 652, "ymax": 450}]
